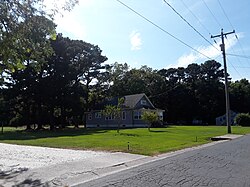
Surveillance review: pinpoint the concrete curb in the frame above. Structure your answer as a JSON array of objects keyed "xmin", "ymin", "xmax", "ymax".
[
  {"xmin": 72, "ymin": 134, "xmax": 243, "ymax": 186},
  {"xmin": 1, "ymin": 134, "xmax": 243, "ymax": 187}
]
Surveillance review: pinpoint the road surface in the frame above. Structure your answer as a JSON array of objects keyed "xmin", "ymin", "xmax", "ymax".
[{"xmin": 79, "ymin": 135, "xmax": 250, "ymax": 187}]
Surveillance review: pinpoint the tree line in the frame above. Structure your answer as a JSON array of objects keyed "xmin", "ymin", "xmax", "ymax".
[{"xmin": 1, "ymin": 1, "xmax": 250, "ymax": 130}]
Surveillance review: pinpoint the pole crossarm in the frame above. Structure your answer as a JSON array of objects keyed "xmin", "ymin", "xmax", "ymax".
[{"xmin": 211, "ymin": 29, "xmax": 235, "ymax": 38}]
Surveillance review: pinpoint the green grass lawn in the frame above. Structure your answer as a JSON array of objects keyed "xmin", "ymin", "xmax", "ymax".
[{"xmin": 0, "ymin": 126, "xmax": 250, "ymax": 156}]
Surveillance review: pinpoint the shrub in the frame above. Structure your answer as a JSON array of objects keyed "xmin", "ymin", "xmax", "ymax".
[
  {"xmin": 141, "ymin": 111, "xmax": 158, "ymax": 131},
  {"xmin": 235, "ymin": 113, "xmax": 250, "ymax": 127}
]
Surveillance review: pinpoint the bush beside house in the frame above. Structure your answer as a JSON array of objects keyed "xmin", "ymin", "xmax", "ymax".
[{"xmin": 235, "ymin": 113, "xmax": 250, "ymax": 126}]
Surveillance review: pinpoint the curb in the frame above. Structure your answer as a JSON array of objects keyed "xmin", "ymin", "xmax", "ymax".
[{"xmin": 71, "ymin": 134, "xmax": 243, "ymax": 186}]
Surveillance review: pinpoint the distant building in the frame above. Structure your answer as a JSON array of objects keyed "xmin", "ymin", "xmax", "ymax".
[
  {"xmin": 216, "ymin": 110, "xmax": 238, "ymax": 126},
  {"xmin": 192, "ymin": 119, "xmax": 203, "ymax": 125},
  {"xmin": 85, "ymin": 93, "xmax": 164, "ymax": 128}
]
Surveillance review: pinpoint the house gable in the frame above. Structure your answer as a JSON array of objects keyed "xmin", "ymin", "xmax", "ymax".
[
  {"xmin": 133, "ymin": 95, "xmax": 155, "ymax": 109},
  {"xmin": 85, "ymin": 93, "xmax": 164, "ymax": 128}
]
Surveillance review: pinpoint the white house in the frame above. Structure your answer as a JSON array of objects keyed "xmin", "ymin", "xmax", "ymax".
[{"xmin": 216, "ymin": 110, "xmax": 237, "ymax": 126}]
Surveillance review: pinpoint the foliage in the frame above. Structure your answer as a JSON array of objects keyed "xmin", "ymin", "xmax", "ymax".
[
  {"xmin": 230, "ymin": 79, "xmax": 250, "ymax": 114},
  {"xmin": 141, "ymin": 111, "xmax": 159, "ymax": 131},
  {"xmin": 0, "ymin": 0, "xmax": 78, "ymax": 71},
  {"xmin": 102, "ymin": 98, "xmax": 124, "ymax": 133},
  {"xmin": 235, "ymin": 113, "xmax": 250, "ymax": 127},
  {"xmin": 106, "ymin": 60, "xmax": 227, "ymax": 125},
  {"xmin": 2, "ymin": 34, "xmax": 107, "ymax": 130},
  {"xmin": 1, "ymin": 8, "xmax": 250, "ymax": 131},
  {"xmin": 1, "ymin": 126, "xmax": 250, "ymax": 156}
]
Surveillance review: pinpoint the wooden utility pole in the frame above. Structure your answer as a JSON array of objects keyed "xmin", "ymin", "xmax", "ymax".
[{"xmin": 211, "ymin": 29, "xmax": 235, "ymax": 134}]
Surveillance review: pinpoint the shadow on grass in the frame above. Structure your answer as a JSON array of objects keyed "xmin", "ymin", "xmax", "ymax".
[
  {"xmin": 149, "ymin": 130, "xmax": 168, "ymax": 133},
  {"xmin": 0, "ymin": 128, "xmax": 108, "ymax": 141},
  {"xmin": 118, "ymin": 133, "xmax": 140, "ymax": 137}
]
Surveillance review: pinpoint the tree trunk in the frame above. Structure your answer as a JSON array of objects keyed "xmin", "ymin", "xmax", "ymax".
[
  {"xmin": 36, "ymin": 102, "xmax": 43, "ymax": 130},
  {"xmin": 117, "ymin": 125, "xmax": 120, "ymax": 133},
  {"xmin": 49, "ymin": 108, "xmax": 55, "ymax": 131},
  {"xmin": 148, "ymin": 123, "xmax": 151, "ymax": 132},
  {"xmin": 26, "ymin": 124, "xmax": 32, "ymax": 131}
]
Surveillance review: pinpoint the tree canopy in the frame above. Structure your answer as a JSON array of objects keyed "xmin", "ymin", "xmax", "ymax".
[
  {"xmin": 0, "ymin": 0, "xmax": 78, "ymax": 71},
  {"xmin": 1, "ymin": 1, "xmax": 249, "ymax": 129}
]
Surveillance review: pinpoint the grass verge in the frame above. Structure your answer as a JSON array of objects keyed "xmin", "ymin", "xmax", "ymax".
[{"xmin": 0, "ymin": 126, "xmax": 250, "ymax": 156}]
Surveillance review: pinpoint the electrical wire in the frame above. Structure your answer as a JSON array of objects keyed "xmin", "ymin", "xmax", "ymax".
[
  {"xmin": 180, "ymin": 0, "xmax": 211, "ymax": 36},
  {"xmin": 162, "ymin": 0, "xmax": 219, "ymax": 51},
  {"xmin": 227, "ymin": 57, "xmax": 242, "ymax": 79},
  {"xmin": 216, "ymin": 0, "xmax": 234, "ymax": 29},
  {"xmin": 216, "ymin": 0, "xmax": 250, "ymax": 78},
  {"xmin": 200, "ymin": 0, "xmax": 244, "ymax": 78},
  {"xmin": 115, "ymin": 0, "xmax": 212, "ymax": 60},
  {"xmin": 163, "ymin": 0, "xmax": 242, "ymax": 78},
  {"xmin": 235, "ymin": 35, "xmax": 250, "ymax": 64},
  {"xmin": 225, "ymin": 37, "xmax": 245, "ymax": 78},
  {"xmin": 227, "ymin": 53, "xmax": 250, "ymax": 59},
  {"xmin": 202, "ymin": 0, "xmax": 222, "ymax": 28},
  {"xmin": 234, "ymin": 66, "xmax": 250, "ymax": 69}
]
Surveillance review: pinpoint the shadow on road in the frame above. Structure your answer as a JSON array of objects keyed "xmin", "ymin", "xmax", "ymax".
[{"xmin": 0, "ymin": 168, "xmax": 50, "ymax": 187}]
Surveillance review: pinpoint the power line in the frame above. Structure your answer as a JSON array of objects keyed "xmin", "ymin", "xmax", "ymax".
[
  {"xmin": 202, "ymin": 0, "xmax": 222, "ymax": 28},
  {"xmin": 163, "ymin": 0, "xmax": 219, "ymax": 52},
  {"xmin": 225, "ymin": 38, "xmax": 244, "ymax": 78},
  {"xmin": 216, "ymin": 0, "xmax": 249, "ymax": 77},
  {"xmin": 235, "ymin": 34, "xmax": 250, "ymax": 62},
  {"xmin": 216, "ymin": 0, "xmax": 250, "ymax": 77},
  {"xmin": 180, "ymin": 0, "xmax": 211, "ymax": 35},
  {"xmin": 200, "ymin": 0, "xmax": 245, "ymax": 79},
  {"xmin": 227, "ymin": 58, "xmax": 242, "ymax": 79},
  {"xmin": 148, "ymin": 85, "xmax": 178, "ymax": 99},
  {"xmin": 227, "ymin": 53, "xmax": 250, "ymax": 59},
  {"xmin": 216, "ymin": 0, "xmax": 234, "ymax": 29},
  {"xmin": 163, "ymin": 0, "xmax": 243, "ymax": 79},
  {"xmin": 234, "ymin": 66, "xmax": 250, "ymax": 69},
  {"xmin": 178, "ymin": 0, "xmax": 238, "ymax": 77},
  {"xmin": 115, "ymin": 0, "xmax": 212, "ymax": 60}
]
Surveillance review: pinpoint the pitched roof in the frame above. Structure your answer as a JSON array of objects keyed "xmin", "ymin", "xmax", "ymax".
[
  {"xmin": 123, "ymin": 93, "xmax": 145, "ymax": 108},
  {"xmin": 92, "ymin": 93, "xmax": 155, "ymax": 110}
]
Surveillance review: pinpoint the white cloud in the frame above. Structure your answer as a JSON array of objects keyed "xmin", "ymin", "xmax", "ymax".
[
  {"xmin": 55, "ymin": 13, "xmax": 86, "ymax": 40},
  {"xmin": 43, "ymin": 0, "xmax": 91, "ymax": 40},
  {"xmin": 167, "ymin": 34, "xmax": 241, "ymax": 69},
  {"xmin": 129, "ymin": 31, "xmax": 142, "ymax": 51}
]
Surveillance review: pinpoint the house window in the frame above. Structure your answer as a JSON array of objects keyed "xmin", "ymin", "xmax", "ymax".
[
  {"xmin": 95, "ymin": 112, "xmax": 101, "ymax": 118},
  {"xmin": 158, "ymin": 111, "xmax": 163, "ymax": 120},
  {"xmin": 88, "ymin": 114, "xmax": 92, "ymax": 120},
  {"xmin": 105, "ymin": 114, "xmax": 114, "ymax": 120},
  {"xmin": 122, "ymin": 111, "xmax": 126, "ymax": 120},
  {"xmin": 140, "ymin": 99, "xmax": 147, "ymax": 105},
  {"xmin": 134, "ymin": 111, "xmax": 142, "ymax": 120}
]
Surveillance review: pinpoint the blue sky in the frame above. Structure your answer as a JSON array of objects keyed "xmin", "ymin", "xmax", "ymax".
[{"xmin": 47, "ymin": 0, "xmax": 250, "ymax": 80}]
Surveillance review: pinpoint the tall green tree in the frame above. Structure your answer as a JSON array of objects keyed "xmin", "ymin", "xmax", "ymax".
[
  {"xmin": 141, "ymin": 110, "xmax": 158, "ymax": 131},
  {"xmin": 102, "ymin": 98, "xmax": 124, "ymax": 133},
  {"xmin": 3, "ymin": 34, "xmax": 108, "ymax": 130},
  {"xmin": 157, "ymin": 60, "xmax": 225, "ymax": 124},
  {"xmin": 109, "ymin": 65, "xmax": 166, "ymax": 99},
  {"xmin": 40, "ymin": 34, "xmax": 108, "ymax": 129},
  {"xmin": 230, "ymin": 79, "xmax": 250, "ymax": 113},
  {"xmin": 0, "ymin": 0, "xmax": 78, "ymax": 71}
]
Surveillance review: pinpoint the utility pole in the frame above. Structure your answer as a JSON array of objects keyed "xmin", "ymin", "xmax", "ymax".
[{"xmin": 211, "ymin": 29, "xmax": 235, "ymax": 134}]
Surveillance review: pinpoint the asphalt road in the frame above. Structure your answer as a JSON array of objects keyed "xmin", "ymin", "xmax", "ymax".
[{"xmin": 78, "ymin": 135, "xmax": 250, "ymax": 187}]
